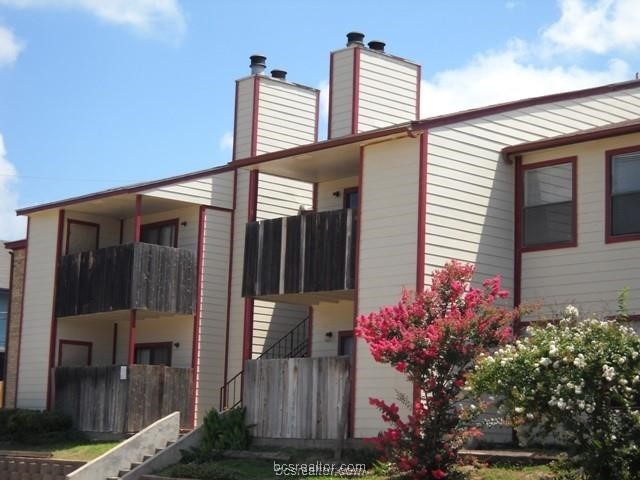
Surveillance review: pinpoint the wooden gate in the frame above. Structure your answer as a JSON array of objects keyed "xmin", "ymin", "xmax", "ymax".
[
  {"xmin": 54, "ymin": 365, "xmax": 192, "ymax": 433},
  {"xmin": 244, "ymin": 357, "xmax": 350, "ymax": 439}
]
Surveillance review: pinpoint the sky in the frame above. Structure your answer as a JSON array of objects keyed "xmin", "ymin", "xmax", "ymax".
[{"xmin": 0, "ymin": 0, "xmax": 639, "ymax": 240}]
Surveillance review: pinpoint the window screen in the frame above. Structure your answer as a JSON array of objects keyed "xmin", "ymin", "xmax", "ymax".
[
  {"xmin": 610, "ymin": 152, "xmax": 640, "ymax": 237},
  {"xmin": 141, "ymin": 222, "xmax": 177, "ymax": 247},
  {"xmin": 523, "ymin": 162, "xmax": 574, "ymax": 248}
]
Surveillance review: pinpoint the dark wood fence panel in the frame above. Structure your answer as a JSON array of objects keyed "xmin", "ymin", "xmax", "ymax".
[
  {"xmin": 56, "ymin": 243, "xmax": 196, "ymax": 317},
  {"xmin": 54, "ymin": 365, "xmax": 193, "ymax": 433},
  {"xmin": 243, "ymin": 209, "xmax": 356, "ymax": 297},
  {"xmin": 244, "ymin": 357, "xmax": 351, "ymax": 439}
]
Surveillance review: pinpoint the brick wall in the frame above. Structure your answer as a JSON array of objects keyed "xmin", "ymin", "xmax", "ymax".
[
  {"xmin": 0, "ymin": 456, "xmax": 85, "ymax": 480},
  {"xmin": 4, "ymin": 248, "xmax": 26, "ymax": 409}
]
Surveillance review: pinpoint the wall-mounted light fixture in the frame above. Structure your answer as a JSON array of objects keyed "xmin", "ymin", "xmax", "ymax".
[
  {"xmin": 180, "ymin": 221, "xmax": 188, "ymax": 227},
  {"xmin": 332, "ymin": 191, "xmax": 341, "ymax": 198},
  {"xmin": 174, "ymin": 342, "xmax": 180, "ymax": 348},
  {"xmin": 325, "ymin": 332, "xmax": 333, "ymax": 339}
]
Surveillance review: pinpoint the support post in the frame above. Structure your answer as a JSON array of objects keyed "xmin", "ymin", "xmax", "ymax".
[{"xmin": 128, "ymin": 310, "xmax": 137, "ymax": 365}]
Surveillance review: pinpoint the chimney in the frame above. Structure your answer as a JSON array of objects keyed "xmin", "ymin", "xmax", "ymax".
[
  {"xmin": 328, "ymin": 32, "xmax": 421, "ymax": 139},
  {"xmin": 233, "ymin": 56, "xmax": 320, "ymax": 160}
]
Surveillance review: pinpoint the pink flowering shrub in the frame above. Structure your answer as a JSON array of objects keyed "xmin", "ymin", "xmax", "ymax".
[{"xmin": 356, "ymin": 261, "xmax": 518, "ymax": 479}]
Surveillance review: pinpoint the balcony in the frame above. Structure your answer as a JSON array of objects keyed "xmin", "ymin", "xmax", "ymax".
[
  {"xmin": 55, "ymin": 242, "xmax": 196, "ymax": 318},
  {"xmin": 242, "ymin": 208, "xmax": 356, "ymax": 301}
]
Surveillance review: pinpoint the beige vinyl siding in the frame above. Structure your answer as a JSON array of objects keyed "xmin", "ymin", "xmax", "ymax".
[
  {"xmin": 521, "ymin": 132, "xmax": 640, "ymax": 319},
  {"xmin": 357, "ymin": 49, "xmax": 418, "ymax": 132},
  {"xmin": 122, "ymin": 205, "xmax": 199, "ymax": 252},
  {"xmin": 56, "ymin": 317, "xmax": 116, "ymax": 366},
  {"xmin": 226, "ymin": 169, "xmax": 250, "ymax": 380},
  {"xmin": 316, "ymin": 176, "xmax": 358, "ymax": 212},
  {"xmin": 252, "ymin": 173, "xmax": 313, "ymax": 356},
  {"xmin": 63, "ymin": 212, "xmax": 120, "ymax": 253},
  {"xmin": 329, "ymin": 48, "xmax": 355, "ymax": 138},
  {"xmin": 255, "ymin": 77, "xmax": 317, "ymax": 154},
  {"xmin": 195, "ymin": 208, "xmax": 232, "ymax": 423},
  {"xmin": 16, "ymin": 210, "xmax": 60, "ymax": 409},
  {"xmin": 355, "ymin": 136, "xmax": 420, "ymax": 438},
  {"xmin": 113, "ymin": 315, "xmax": 193, "ymax": 367},
  {"xmin": 142, "ymin": 171, "xmax": 234, "ymax": 210},
  {"xmin": 310, "ymin": 301, "xmax": 353, "ymax": 357},
  {"xmin": 0, "ymin": 245, "xmax": 10, "ymax": 289},
  {"xmin": 425, "ymin": 88, "xmax": 640, "ymax": 299},
  {"xmin": 234, "ymin": 78, "xmax": 255, "ymax": 160}
]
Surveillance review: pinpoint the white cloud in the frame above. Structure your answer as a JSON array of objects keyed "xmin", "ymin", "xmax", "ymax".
[
  {"xmin": 0, "ymin": 25, "xmax": 23, "ymax": 67},
  {"xmin": 0, "ymin": 135, "xmax": 27, "ymax": 241},
  {"xmin": 218, "ymin": 131, "xmax": 233, "ymax": 151},
  {"xmin": 543, "ymin": 0, "xmax": 640, "ymax": 54},
  {"xmin": 0, "ymin": 0, "xmax": 186, "ymax": 39}
]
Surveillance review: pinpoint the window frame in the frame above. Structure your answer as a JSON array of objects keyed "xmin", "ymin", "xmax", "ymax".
[
  {"xmin": 519, "ymin": 156, "xmax": 578, "ymax": 252},
  {"xmin": 342, "ymin": 187, "xmax": 359, "ymax": 209},
  {"xmin": 65, "ymin": 219, "xmax": 100, "ymax": 255},
  {"xmin": 140, "ymin": 218, "xmax": 180, "ymax": 248},
  {"xmin": 337, "ymin": 330, "xmax": 354, "ymax": 357},
  {"xmin": 58, "ymin": 339, "xmax": 93, "ymax": 366},
  {"xmin": 605, "ymin": 145, "xmax": 640, "ymax": 244},
  {"xmin": 134, "ymin": 341, "xmax": 173, "ymax": 366}
]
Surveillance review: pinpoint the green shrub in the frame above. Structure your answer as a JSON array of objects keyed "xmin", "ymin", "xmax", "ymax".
[
  {"xmin": 0, "ymin": 409, "xmax": 75, "ymax": 444},
  {"xmin": 162, "ymin": 462, "xmax": 239, "ymax": 480},
  {"xmin": 201, "ymin": 407, "xmax": 251, "ymax": 452}
]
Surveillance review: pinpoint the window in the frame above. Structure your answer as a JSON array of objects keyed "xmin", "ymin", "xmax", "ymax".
[
  {"xmin": 66, "ymin": 219, "xmax": 100, "ymax": 254},
  {"xmin": 135, "ymin": 342, "xmax": 172, "ymax": 366},
  {"xmin": 521, "ymin": 158, "xmax": 576, "ymax": 250},
  {"xmin": 141, "ymin": 219, "xmax": 179, "ymax": 247},
  {"xmin": 343, "ymin": 187, "xmax": 359, "ymax": 209},
  {"xmin": 58, "ymin": 340, "xmax": 92, "ymax": 366},
  {"xmin": 607, "ymin": 148, "xmax": 640, "ymax": 242},
  {"xmin": 338, "ymin": 330, "xmax": 354, "ymax": 358}
]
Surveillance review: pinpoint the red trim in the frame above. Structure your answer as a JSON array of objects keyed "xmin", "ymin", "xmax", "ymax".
[
  {"xmin": 127, "ymin": 310, "xmax": 137, "ymax": 365},
  {"xmin": 46, "ymin": 209, "xmax": 65, "ymax": 409},
  {"xmin": 417, "ymin": 79, "xmax": 640, "ymax": 130},
  {"xmin": 141, "ymin": 217, "xmax": 180, "ymax": 248},
  {"xmin": 4, "ymin": 239, "xmax": 26, "ymax": 250},
  {"xmin": 327, "ymin": 52, "xmax": 335, "ymax": 139},
  {"xmin": 518, "ymin": 156, "xmax": 578, "ymax": 253},
  {"xmin": 13, "ymin": 217, "xmax": 29, "ymax": 407},
  {"xmin": 119, "ymin": 219, "xmax": 124, "ymax": 244},
  {"xmin": 232, "ymin": 80, "xmax": 240, "ymax": 161},
  {"xmin": 337, "ymin": 330, "xmax": 354, "ymax": 356},
  {"xmin": 314, "ymin": 89, "xmax": 320, "ymax": 142},
  {"xmin": 307, "ymin": 307, "xmax": 314, "ymax": 357},
  {"xmin": 312, "ymin": 183, "xmax": 319, "ymax": 212},
  {"xmin": 191, "ymin": 205, "xmax": 206, "ymax": 427},
  {"xmin": 251, "ymin": 76, "xmax": 260, "ymax": 157},
  {"xmin": 351, "ymin": 47, "xmax": 361, "ymax": 135},
  {"xmin": 58, "ymin": 339, "xmax": 92, "ymax": 366},
  {"xmin": 112, "ymin": 323, "xmax": 118, "ymax": 364},
  {"xmin": 605, "ymin": 144, "xmax": 640, "ymax": 244},
  {"xmin": 413, "ymin": 132, "xmax": 428, "ymax": 406},
  {"xmin": 65, "ymin": 218, "xmax": 100, "ymax": 255},
  {"xmin": 503, "ymin": 118, "xmax": 640, "ymax": 156},
  {"xmin": 223, "ymin": 170, "xmax": 238, "ymax": 388},
  {"xmin": 134, "ymin": 195, "xmax": 142, "ymax": 242},
  {"xmin": 415, "ymin": 64, "xmax": 421, "ymax": 120},
  {"xmin": 342, "ymin": 187, "xmax": 358, "ymax": 209},
  {"xmin": 242, "ymin": 170, "xmax": 259, "ymax": 364},
  {"xmin": 513, "ymin": 156, "xmax": 523, "ymax": 312},
  {"xmin": 2, "ymin": 249, "xmax": 15, "ymax": 406},
  {"xmin": 349, "ymin": 145, "xmax": 365, "ymax": 438},
  {"xmin": 134, "ymin": 342, "xmax": 173, "ymax": 366}
]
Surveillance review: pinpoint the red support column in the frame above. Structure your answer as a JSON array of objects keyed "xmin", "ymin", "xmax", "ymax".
[
  {"xmin": 134, "ymin": 194, "xmax": 142, "ymax": 242},
  {"xmin": 127, "ymin": 310, "xmax": 137, "ymax": 365},
  {"xmin": 242, "ymin": 170, "xmax": 259, "ymax": 365}
]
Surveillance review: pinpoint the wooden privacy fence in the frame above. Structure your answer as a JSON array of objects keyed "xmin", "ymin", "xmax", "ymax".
[
  {"xmin": 244, "ymin": 357, "xmax": 351, "ymax": 439},
  {"xmin": 54, "ymin": 365, "xmax": 192, "ymax": 433}
]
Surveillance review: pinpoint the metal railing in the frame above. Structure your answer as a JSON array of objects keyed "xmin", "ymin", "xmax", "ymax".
[{"xmin": 219, "ymin": 316, "xmax": 309, "ymax": 410}]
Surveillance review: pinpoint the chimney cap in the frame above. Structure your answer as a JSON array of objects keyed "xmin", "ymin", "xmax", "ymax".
[
  {"xmin": 271, "ymin": 69, "xmax": 287, "ymax": 80},
  {"xmin": 249, "ymin": 54, "xmax": 267, "ymax": 75},
  {"xmin": 346, "ymin": 31, "xmax": 365, "ymax": 47},
  {"xmin": 368, "ymin": 40, "xmax": 385, "ymax": 52}
]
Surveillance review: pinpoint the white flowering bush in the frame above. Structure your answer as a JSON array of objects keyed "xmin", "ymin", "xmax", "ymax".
[{"xmin": 469, "ymin": 306, "xmax": 640, "ymax": 480}]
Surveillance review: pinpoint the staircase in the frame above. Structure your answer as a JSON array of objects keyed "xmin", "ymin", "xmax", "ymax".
[
  {"xmin": 219, "ymin": 316, "xmax": 310, "ymax": 410},
  {"xmin": 106, "ymin": 438, "xmax": 177, "ymax": 480}
]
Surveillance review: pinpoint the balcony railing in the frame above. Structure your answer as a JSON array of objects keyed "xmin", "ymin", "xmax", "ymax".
[
  {"xmin": 55, "ymin": 242, "xmax": 196, "ymax": 317},
  {"xmin": 242, "ymin": 208, "xmax": 356, "ymax": 297}
]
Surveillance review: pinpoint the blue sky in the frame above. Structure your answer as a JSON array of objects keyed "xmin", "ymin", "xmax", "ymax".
[{"xmin": 0, "ymin": 0, "xmax": 639, "ymax": 239}]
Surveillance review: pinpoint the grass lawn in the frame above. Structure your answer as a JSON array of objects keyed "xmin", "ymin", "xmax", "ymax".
[
  {"xmin": 160, "ymin": 458, "xmax": 552, "ymax": 480},
  {"xmin": 0, "ymin": 439, "xmax": 120, "ymax": 461}
]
